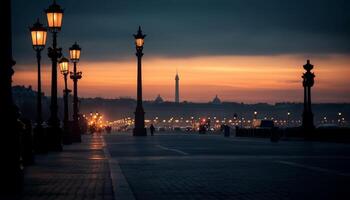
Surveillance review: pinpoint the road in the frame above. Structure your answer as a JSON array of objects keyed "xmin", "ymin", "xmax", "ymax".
[{"xmin": 104, "ymin": 133, "xmax": 350, "ymax": 200}]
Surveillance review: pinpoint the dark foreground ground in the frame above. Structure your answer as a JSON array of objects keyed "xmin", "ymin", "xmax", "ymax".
[
  {"xmin": 105, "ymin": 133, "xmax": 350, "ymax": 200},
  {"xmin": 5, "ymin": 133, "xmax": 350, "ymax": 200}
]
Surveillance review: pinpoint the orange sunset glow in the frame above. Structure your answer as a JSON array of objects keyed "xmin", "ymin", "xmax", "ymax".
[{"xmin": 13, "ymin": 54, "xmax": 350, "ymax": 103}]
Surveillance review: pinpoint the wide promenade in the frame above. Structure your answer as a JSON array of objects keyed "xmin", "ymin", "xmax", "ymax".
[
  {"xmin": 8, "ymin": 132, "xmax": 350, "ymax": 200},
  {"xmin": 105, "ymin": 132, "xmax": 350, "ymax": 200},
  {"xmin": 19, "ymin": 135, "xmax": 114, "ymax": 200}
]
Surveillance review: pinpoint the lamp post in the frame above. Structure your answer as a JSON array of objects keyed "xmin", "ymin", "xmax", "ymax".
[
  {"xmin": 69, "ymin": 42, "xmax": 82, "ymax": 142},
  {"xmin": 287, "ymin": 111, "xmax": 291, "ymax": 127},
  {"xmin": 59, "ymin": 57, "xmax": 72, "ymax": 144},
  {"xmin": 0, "ymin": 0, "xmax": 23, "ymax": 193},
  {"xmin": 133, "ymin": 26, "xmax": 147, "ymax": 136},
  {"xmin": 301, "ymin": 60, "xmax": 315, "ymax": 131},
  {"xmin": 45, "ymin": 0, "xmax": 64, "ymax": 151},
  {"xmin": 30, "ymin": 19, "xmax": 47, "ymax": 152}
]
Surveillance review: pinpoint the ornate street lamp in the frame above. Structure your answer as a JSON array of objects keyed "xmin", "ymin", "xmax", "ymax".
[
  {"xmin": 69, "ymin": 42, "xmax": 82, "ymax": 142},
  {"xmin": 45, "ymin": 0, "xmax": 64, "ymax": 151},
  {"xmin": 302, "ymin": 60, "xmax": 315, "ymax": 131},
  {"xmin": 59, "ymin": 57, "xmax": 72, "ymax": 144},
  {"xmin": 133, "ymin": 26, "xmax": 147, "ymax": 136},
  {"xmin": 1, "ymin": 0, "xmax": 23, "ymax": 193},
  {"xmin": 30, "ymin": 19, "xmax": 47, "ymax": 152}
]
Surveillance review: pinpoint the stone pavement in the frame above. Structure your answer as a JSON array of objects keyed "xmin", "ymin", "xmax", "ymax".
[
  {"xmin": 19, "ymin": 135, "xmax": 114, "ymax": 200},
  {"xmin": 4, "ymin": 132, "xmax": 350, "ymax": 200},
  {"xmin": 105, "ymin": 133, "xmax": 350, "ymax": 200}
]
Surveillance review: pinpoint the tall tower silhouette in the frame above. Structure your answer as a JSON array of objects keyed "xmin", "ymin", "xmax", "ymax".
[{"xmin": 175, "ymin": 71, "xmax": 180, "ymax": 103}]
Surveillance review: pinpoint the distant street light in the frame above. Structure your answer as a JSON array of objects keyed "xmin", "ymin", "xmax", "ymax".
[
  {"xmin": 69, "ymin": 42, "xmax": 82, "ymax": 142},
  {"xmin": 287, "ymin": 111, "xmax": 291, "ymax": 127},
  {"xmin": 338, "ymin": 112, "xmax": 342, "ymax": 126},
  {"xmin": 45, "ymin": 0, "xmax": 64, "ymax": 151},
  {"xmin": 30, "ymin": 19, "xmax": 47, "ymax": 152},
  {"xmin": 59, "ymin": 57, "xmax": 72, "ymax": 144},
  {"xmin": 253, "ymin": 111, "xmax": 258, "ymax": 121},
  {"xmin": 133, "ymin": 26, "xmax": 147, "ymax": 136}
]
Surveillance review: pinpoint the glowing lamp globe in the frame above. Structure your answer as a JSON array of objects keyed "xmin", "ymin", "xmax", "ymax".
[
  {"xmin": 45, "ymin": 0, "xmax": 64, "ymax": 31},
  {"xmin": 134, "ymin": 26, "xmax": 146, "ymax": 48},
  {"xmin": 69, "ymin": 42, "xmax": 81, "ymax": 62},
  {"xmin": 59, "ymin": 57, "xmax": 69, "ymax": 75},
  {"xmin": 30, "ymin": 19, "xmax": 47, "ymax": 50}
]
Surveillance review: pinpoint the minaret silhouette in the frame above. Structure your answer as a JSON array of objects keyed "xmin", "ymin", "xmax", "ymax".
[{"xmin": 175, "ymin": 70, "xmax": 180, "ymax": 103}]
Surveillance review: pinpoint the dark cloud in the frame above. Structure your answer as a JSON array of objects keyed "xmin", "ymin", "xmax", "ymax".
[{"xmin": 13, "ymin": 0, "xmax": 350, "ymax": 63}]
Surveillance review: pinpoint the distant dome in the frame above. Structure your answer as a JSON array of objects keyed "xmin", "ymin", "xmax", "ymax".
[
  {"xmin": 154, "ymin": 94, "xmax": 164, "ymax": 103},
  {"xmin": 211, "ymin": 95, "xmax": 221, "ymax": 104}
]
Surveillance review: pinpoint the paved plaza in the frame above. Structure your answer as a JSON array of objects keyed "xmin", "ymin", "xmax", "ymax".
[
  {"xmin": 105, "ymin": 133, "xmax": 350, "ymax": 200},
  {"xmin": 20, "ymin": 135, "xmax": 114, "ymax": 200},
  {"xmin": 10, "ymin": 133, "xmax": 350, "ymax": 200}
]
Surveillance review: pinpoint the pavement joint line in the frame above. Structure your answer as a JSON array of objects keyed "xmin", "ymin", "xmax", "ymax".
[
  {"xmin": 102, "ymin": 136, "xmax": 136, "ymax": 200},
  {"xmin": 276, "ymin": 160, "xmax": 350, "ymax": 177},
  {"xmin": 224, "ymin": 137, "xmax": 274, "ymax": 143},
  {"xmin": 115, "ymin": 155, "xmax": 350, "ymax": 161},
  {"xmin": 156, "ymin": 145, "xmax": 189, "ymax": 155}
]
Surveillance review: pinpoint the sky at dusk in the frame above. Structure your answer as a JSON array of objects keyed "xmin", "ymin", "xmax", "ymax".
[{"xmin": 12, "ymin": 0, "xmax": 350, "ymax": 103}]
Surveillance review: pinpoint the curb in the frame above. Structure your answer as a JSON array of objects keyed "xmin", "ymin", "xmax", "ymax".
[{"xmin": 101, "ymin": 136, "xmax": 136, "ymax": 200}]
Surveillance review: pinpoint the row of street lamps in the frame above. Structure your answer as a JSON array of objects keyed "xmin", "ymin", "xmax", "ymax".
[
  {"xmin": 29, "ymin": 0, "xmax": 83, "ymax": 151},
  {"xmin": 30, "ymin": 1, "xmax": 149, "ymax": 139},
  {"xmin": 29, "ymin": 1, "xmax": 149, "ymax": 146}
]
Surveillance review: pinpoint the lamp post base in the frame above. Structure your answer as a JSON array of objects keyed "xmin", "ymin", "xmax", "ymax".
[
  {"xmin": 302, "ymin": 111, "xmax": 315, "ymax": 130},
  {"xmin": 46, "ymin": 126, "xmax": 63, "ymax": 151},
  {"xmin": 33, "ymin": 125, "xmax": 48, "ymax": 153},
  {"xmin": 62, "ymin": 129, "xmax": 72, "ymax": 145},
  {"xmin": 133, "ymin": 127, "xmax": 147, "ymax": 136}
]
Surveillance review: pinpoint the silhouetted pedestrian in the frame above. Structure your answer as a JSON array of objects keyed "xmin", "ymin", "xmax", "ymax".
[
  {"xmin": 224, "ymin": 125, "xmax": 230, "ymax": 137},
  {"xmin": 150, "ymin": 124, "xmax": 155, "ymax": 136}
]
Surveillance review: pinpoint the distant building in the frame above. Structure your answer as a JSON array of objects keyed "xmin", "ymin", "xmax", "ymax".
[
  {"xmin": 12, "ymin": 85, "xmax": 37, "ymax": 105},
  {"xmin": 211, "ymin": 95, "xmax": 222, "ymax": 104},
  {"xmin": 154, "ymin": 94, "xmax": 164, "ymax": 104},
  {"xmin": 12, "ymin": 85, "xmax": 49, "ymax": 121},
  {"xmin": 175, "ymin": 72, "xmax": 180, "ymax": 103}
]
